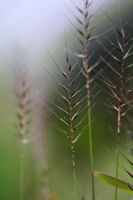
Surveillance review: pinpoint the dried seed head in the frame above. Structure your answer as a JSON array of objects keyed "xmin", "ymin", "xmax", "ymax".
[
  {"xmin": 100, "ymin": 15, "xmax": 133, "ymax": 135},
  {"xmin": 13, "ymin": 47, "xmax": 32, "ymax": 145}
]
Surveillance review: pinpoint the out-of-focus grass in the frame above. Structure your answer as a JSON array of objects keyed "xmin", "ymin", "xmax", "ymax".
[
  {"xmin": 0, "ymin": 70, "xmax": 19, "ymax": 199},
  {"xmin": 0, "ymin": 69, "xmax": 36, "ymax": 200},
  {"xmin": 0, "ymin": 1, "xmax": 132, "ymax": 200},
  {"xmin": 0, "ymin": 63, "xmax": 132, "ymax": 200}
]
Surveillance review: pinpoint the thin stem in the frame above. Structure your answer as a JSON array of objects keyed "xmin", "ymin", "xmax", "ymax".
[
  {"xmin": 70, "ymin": 139, "xmax": 77, "ymax": 200},
  {"xmin": 115, "ymin": 107, "xmax": 121, "ymax": 200},
  {"xmin": 67, "ymin": 61, "xmax": 78, "ymax": 200},
  {"xmin": 115, "ymin": 143, "xmax": 119, "ymax": 200},
  {"xmin": 86, "ymin": 80, "xmax": 95, "ymax": 200},
  {"xmin": 13, "ymin": 48, "xmax": 31, "ymax": 200},
  {"xmin": 73, "ymin": 166, "xmax": 77, "ymax": 200},
  {"xmin": 79, "ymin": 1, "xmax": 96, "ymax": 198},
  {"xmin": 19, "ymin": 143, "xmax": 25, "ymax": 200},
  {"xmin": 69, "ymin": 96, "xmax": 77, "ymax": 200},
  {"xmin": 88, "ymin": 108, "xmax": 95, "ymax": 200}
]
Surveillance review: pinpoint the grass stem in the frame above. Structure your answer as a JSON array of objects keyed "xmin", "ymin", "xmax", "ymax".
[
  {"xmin": 115, "ymin": 109, "xmax": 121, "ymax": 200},
  {"xmin": 19, "ymin": 143, "xmax": 25, "ymax": 200},
  {"xmin": 72, "ymin": 149, "xmax": 77, "ymax": 200},
  {"xmin": 86, "ymin": 81, "xmax": 95, "ymax": 200},
  {"xmin": 115, "ymin": 144, "xmax": 119, "ymax": 200},
  {"xmin": 88, "ymin": 108, "xmax": 95, "ymax": 200}
]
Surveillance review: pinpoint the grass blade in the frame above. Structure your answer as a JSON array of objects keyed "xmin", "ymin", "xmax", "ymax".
[{"xmin": 94, "ymin": 171, "xmax": 133, "ymax": 194}]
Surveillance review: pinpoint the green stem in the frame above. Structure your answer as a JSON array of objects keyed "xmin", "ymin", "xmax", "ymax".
[
  {"xmin": 20, "ymin": 143, "xmax": 25, "ymax": 200},
  {"xmin": 67, "ymin": 67, "xmax": 78, "ymax": 200},
  {"xmin": 88, "ymin": 106, "xmax": 95, "ymax": 200},
  {"xmin": 115, "ymin": 108, "xmax": 121, "ymax": 200},
  {"xmin": 115, "ymin": 144, "xmax": 119, "ymax": 200},
  {"xmin": 73, "ymin": 157, "xmax": 77, "ymax": 200},
  {"xmin": 86, "ymin": 80, "xmax": 95, "ymax": 200},
  {"xmin": 70, "ymin": 137, "xmax": 77, "ymax": 200}
]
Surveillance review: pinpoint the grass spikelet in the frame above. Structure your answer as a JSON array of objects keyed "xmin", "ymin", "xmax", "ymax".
[
  {"xmin": 98, "ymin": 15, "xmax": 133, "ymax": 200},
  {"xmin": 47, "ymin": 39, "xmax": 87, "ymax": 200},
  {"xmin": 71, "ymin": 1, "xmax": 100, "ymax": 199},
  {"xmin": 13, "ymin": 47, "xmax": 32, "ymax": 200}
]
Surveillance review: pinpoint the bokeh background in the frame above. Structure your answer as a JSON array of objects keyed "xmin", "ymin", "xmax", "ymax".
[{"xmin": 0, "ymin": 0, "xmax": 133, "ymax": 200}]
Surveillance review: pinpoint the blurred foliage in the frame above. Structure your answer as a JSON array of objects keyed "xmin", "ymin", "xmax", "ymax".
[{"xmin": 0, "ymin": 1, "xmax": 133, "ymax": 200}]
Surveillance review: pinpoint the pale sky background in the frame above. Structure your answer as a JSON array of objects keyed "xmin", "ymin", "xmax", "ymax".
[
  {"xmin": 0, "ymin": 0, "xmax": 114, "ymax": 48},
  {"xmin": 0, "ymin": 0, "xmax": 120, "ymax": 71}
]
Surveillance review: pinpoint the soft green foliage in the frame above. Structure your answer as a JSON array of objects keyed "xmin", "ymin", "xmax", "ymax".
[{"xmin": 94, "ymin": 171, "xmax": 133, "ymax": 194}]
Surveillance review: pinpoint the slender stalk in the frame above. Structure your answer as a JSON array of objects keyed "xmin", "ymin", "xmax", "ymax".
[
  {"xmin": 98, "ymin": 18, "xmax": 133, "ymax": 199},
  {"xmin": 64, "ymin": 1, "xmax": 97, "ymax": 198},
  {"xmin": 47, "ymin": 46, "xmax": 84, "ymax": 200},
  {"xmin": 86, "ymin": 73, "xmax": 95, "ymax": 200},
  {"xmin": 80, "ymin": 1, "xmax": 96, "ymax": 199},
  {"xmin": 13, "ymin": 48, "xmax": 31, "ymax": 200},
  {"xmin": 73, "ymin": 165, "xmax": 77, "ymax": 200},
  {"xmin": 68, "ymin": 66, "xmax": 77, "ymax": 200},
  {"xmin": 114, "ymin": 43, "xmax": 125, "ymax": 200},
  {"xmin": 115, "ymin": 109, "xmax": 121, "ymax": 200},
  {"xmin": 115, "ymin": 143, "xmax": 119, "ymax": 200},
  {"xmin": 70, "ymin": 135, "xmax": 77, "ymax": 200},
  {"xmin": 19, "ymin": 143, "xmax": 25, "ymax": 200},
  {"xmin": 85, "ymin": 76, "xmax": 95, "ymax": 200},
  {"xmin": 88, "ymin": 104, "xmax": 95, "ymax": 199}
]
